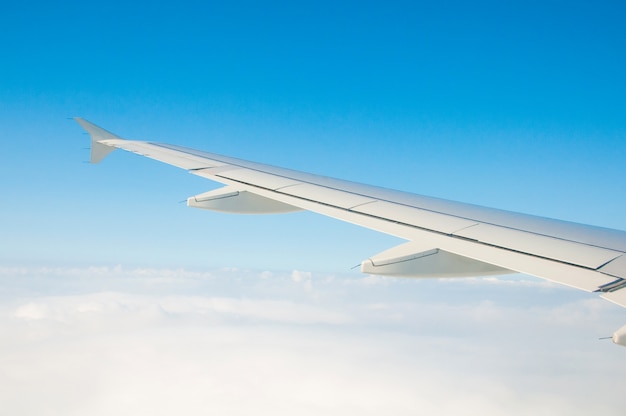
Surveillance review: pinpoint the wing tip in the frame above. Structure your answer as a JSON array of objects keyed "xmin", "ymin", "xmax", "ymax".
[{"xmin": 74, "ymin": 118, "xmax": 121, "ymax": 163}]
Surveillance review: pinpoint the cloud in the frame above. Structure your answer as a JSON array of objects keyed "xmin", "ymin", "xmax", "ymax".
[
  {"xmin": 13, "ymin": 301, "xmax": 50, "ymax": 320},
  {"xmin": 291, "ymin": 269, "xmax": 311, "ymax": 282},
  {"xmin": 0, "ymin": 266, "xmax": 624, "ymax": 415}
]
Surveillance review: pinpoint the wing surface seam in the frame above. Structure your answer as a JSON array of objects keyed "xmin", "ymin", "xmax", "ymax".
[
  {"xmin": 153, "ymin": 144, "xmax": 624, "ymax": 254},
  {"xmin": 213, "ymin": 172, "xmax": 619, "ymax": 274},
  {"xmin": 145, "ymin": 144, "xmax": 626, "ymax": 265}
]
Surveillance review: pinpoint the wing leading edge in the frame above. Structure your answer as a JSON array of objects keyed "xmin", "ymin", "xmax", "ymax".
[{"xmin": 75, "ymin": 118, "xmax": 626, "ymax": 346}]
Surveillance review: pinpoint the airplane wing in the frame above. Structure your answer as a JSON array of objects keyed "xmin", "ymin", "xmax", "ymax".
[{"xmin": 75, "ymin": 117, "xmax": 626, "ymax": 346}]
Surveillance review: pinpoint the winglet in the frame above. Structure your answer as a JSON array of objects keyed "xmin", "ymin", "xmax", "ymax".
[{"xmin": 74, "ymin": 117, "xmax": 122, "ymax": 163}]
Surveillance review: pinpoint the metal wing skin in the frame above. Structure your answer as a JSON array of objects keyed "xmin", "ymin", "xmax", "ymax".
[{"xmin": 75, "ymin": 118, "xmax": 626, "ymax": 346}]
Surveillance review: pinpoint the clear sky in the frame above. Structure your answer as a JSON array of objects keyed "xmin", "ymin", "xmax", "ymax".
[
  {"xmin": 2, "ymin": 0, "xmax": 626, "ymax": 269},
  {"xmin": 1, "ymin": 0, "xmax": 626, "ymax": 414}
]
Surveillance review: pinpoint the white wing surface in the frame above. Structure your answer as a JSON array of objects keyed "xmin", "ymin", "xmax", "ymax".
[{"xmin": 75, "ymin": 118, "xmax": 626, "ymax": 346}]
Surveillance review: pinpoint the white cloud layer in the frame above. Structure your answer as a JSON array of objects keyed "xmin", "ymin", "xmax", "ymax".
[{"xmin": 0, "ymin": 266, "xmax": 625, "ymax": 415}]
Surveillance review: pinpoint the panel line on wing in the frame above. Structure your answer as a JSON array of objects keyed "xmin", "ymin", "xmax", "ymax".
[
  {"xmin": 205, "ymin": 172, "xmax": 619, "ymax": 275},
  {"xmin": 454, "ymin": 223, "xmax": 621, "ymax": 270},
  {"xmin": 149, "ymin": 143, "xmax": 626, "ymax": 267}
]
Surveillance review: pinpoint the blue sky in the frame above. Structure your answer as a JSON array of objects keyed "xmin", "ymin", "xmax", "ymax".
[
  {"xmin": 2, "ymin": 0, "xmax": 625, "ymax": 269},
  {"xmin": 1, "ymin": 1, "xmax": 626, "ymax": 413}
]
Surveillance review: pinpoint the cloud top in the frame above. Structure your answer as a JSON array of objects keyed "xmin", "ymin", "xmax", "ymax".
[{"xmin": 0, "ymin": 266, "xmax": 624, "ymax": 415}]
